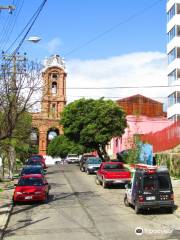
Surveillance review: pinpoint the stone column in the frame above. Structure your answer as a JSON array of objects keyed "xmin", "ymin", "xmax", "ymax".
[{"xmin": 39, "ymin": 131, "xmax": 47, "ymax": 155}]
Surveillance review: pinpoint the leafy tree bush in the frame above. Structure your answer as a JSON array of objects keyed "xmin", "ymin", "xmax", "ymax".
[
  {"xmin": 47, "ymin": 135, "xmax": 85, "ymax": 158},
  {"xmin": 60, "ymin": 98, "xmax": 127, "ymax": 161}
]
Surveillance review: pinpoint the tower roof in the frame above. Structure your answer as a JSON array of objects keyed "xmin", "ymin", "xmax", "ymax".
[{"xmin": 42, "ymin": 54, "xmax": 66, "ymax": 72}]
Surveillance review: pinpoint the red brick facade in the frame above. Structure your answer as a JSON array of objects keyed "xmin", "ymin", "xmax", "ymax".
[{"xmin": 32, "ymin": 55, "xmax": 66, "ymax": 154}]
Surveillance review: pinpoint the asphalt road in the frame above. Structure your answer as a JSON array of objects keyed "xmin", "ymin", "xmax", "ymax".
[{"xmin": 3, "ymin": 164, "xmax": 180, "ymax": 240}]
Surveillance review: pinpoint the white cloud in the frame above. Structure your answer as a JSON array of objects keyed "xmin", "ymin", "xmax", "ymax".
[
  {"xmin": 66, "ymin": 52, "xmax": 169, "ymax": 109},
  {"xmin": 45, "ymin": 37, "xmax": 62, "ymax": 53}
]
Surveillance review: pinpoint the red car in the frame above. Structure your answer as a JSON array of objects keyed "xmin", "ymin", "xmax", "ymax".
[
  {"xmin": 28, "ymin": 154, "xmax": 47, "ymax": 169},
  {"xmin": 13, "ymin": 174, "xmax": 50, "ymax": 204},
  {"xmin": 96, "ymin": 162, "xmax": 131, "ymax": 188}
]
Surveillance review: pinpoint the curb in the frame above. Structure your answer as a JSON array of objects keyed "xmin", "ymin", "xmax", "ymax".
[{"xmin": 0, "ymin": 203, "xmax": 13, "ymax": 240}]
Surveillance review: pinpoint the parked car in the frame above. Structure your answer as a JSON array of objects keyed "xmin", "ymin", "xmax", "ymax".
[
  {"xmin": 66, "ymin": 154, "xmax": 79, "ymax": 164},
  {"xmin": 124, "ymin": 164, "xmax": 175, "ymax": 214},
  {"xmin": 13, "ymin": 174, "xmax": 50, "ymax": 204},
  {"xmin": 26, "ymin": 159, "xmax": 46, "ymax": 169},
  {"xmin": 96, "ymin": 162, "xmax": 131, "ymax": 188},
  {"xmin": 84, "ymin": 157, "xmax": 102, "ymax": 174},
  {"xmin": 28, "ymin": 154, "xmax": 47, "ymax": 169},
  {"xmin": 79, "ymin": 154, "xmax": 96, "ymax": 172},
  {"xmin": 20, "ymin": 166, "xmax": 46, "ymax": 176}
]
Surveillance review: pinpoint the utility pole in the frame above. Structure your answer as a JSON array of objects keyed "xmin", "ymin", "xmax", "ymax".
[
  {"xmin": 0, "ymin": 5, "xmax": 15, "ymax": 14},
  {"xmin": 1, "ymin": 52, "xmax": 27, "ymax": 92}
]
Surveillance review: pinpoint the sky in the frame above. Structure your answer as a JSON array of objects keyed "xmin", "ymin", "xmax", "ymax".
[{"xmin": 0, "ymin": 0, "xmax": 169, "ymax": 107}]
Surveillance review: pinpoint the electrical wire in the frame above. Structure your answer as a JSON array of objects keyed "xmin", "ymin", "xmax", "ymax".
[
  {"xmin": 5, "ymin": 0, "xmax": 47, "ymax": 55},
  {"xmin": 2, "ymin": 0, "xmax": 25, "ymax": 51}
]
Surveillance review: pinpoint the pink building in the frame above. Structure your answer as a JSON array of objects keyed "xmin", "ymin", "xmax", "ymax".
[{"xmin": 107, "ymin": 95, "xmax": 173, "ymax": 158}]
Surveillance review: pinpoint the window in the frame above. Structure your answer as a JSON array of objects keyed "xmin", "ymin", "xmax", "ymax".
[
  {"xmin": 167, "ymin": 4, "xmax": 175, "ymax": 22},
  {"xmin": 167, "ymin": 26, "xmax": 176, "ymax": 42},
  {"xmin": 158, "ymin": 175, "xmax": 170, "ymax": 190},
  {"xmin": 168, "ymin": 48, "xmax": 176, "ymax": 64},
  {"xmin": 168, "ymin": 69, "xmax": 176, "ymax": 84},
  {"xmin": 168, "ymin": 92, "xmax": 176, "ymax": 107},
  {"xmin": 52, "ymin": 82, "xmax": 57, "ymax": 94}
]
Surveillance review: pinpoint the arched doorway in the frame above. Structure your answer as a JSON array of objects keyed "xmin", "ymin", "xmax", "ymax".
[
  {"xmin": 30, "ymin": 128, "xmax": 39, "ymax": 154},
  {"xmin": 47, "ymin": 128, "xmax": 59, "ymax": 145}
]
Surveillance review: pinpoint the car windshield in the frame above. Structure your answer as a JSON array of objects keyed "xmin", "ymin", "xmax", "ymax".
[
  {"xmin": 27, "ymin": 161, "xmax": 42, "ymax": 166},
  {"xmin": 87, "ymin": 158, "xmax": 101, "ymax": 164},
  {"xmin": 29, "ymin": 156, "xmax": 42, "ymax": 160},
  {"xmin": 68, "ymin": 154, "xmax": 78, "ymax": 158},
  {"xmin": 103, "ymin": 163, "xmax": 124, "ymax": 170},
  {"xmin": 21, "ymin": 168, "xmax": 42, "ymax": 175},
  {"xmin": 18, "ymin": 178, "xmax": 44, "ymax": 186}
]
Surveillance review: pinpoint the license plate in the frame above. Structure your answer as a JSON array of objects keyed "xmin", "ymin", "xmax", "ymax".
[
  {"xmin": 115, "ymin": 180, "xmax": 123, "ymax": 183},
  {"xmin": 25, "ymin": 196, "xmax": 32, "ymax": 200},
  {"xmin": 146, "ymin": 196, "xmax": 155, "ymax": 201}
]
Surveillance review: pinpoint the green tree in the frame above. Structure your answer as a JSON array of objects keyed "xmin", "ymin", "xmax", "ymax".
[
  {"xmin": 60, "ymin": 98, "xmax": 127, "ymax": 161},
  {"xmin": 0, "ymin": 112, "xmax": 32, "ymax": 179},
  {"xmin": 47, "ymin": 135, "xmax": 85, "ymax": 158}
]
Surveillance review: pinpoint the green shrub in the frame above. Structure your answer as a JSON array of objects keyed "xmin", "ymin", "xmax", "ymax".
[{"xmin": 155, "ymin": 153, "xmax": 180, "ymax": 178}]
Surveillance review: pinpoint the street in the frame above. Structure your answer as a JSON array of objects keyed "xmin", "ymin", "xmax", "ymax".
[{"xmin": 3, "ymin": 164, "xmax": 180, "ymax": 240}]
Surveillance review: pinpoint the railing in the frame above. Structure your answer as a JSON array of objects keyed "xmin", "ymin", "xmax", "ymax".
[{"xmin": 140, "ymin": 120, "xmax": 180, "ymax": 152}]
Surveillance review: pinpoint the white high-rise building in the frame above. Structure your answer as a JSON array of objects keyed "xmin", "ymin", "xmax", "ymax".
[{"xmin": 167, "ymin": 0, "xmax": 180, "ymax": 121}]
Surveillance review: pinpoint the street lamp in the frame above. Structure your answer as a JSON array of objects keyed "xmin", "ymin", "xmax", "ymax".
[{"xmin": 26, "ymin": 36, "xmax": 41, "ymax": 43}]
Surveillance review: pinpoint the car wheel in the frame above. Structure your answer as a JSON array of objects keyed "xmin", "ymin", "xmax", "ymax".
[
  {"xmin": 135, "ymin": 204, "xmax": 140, "ymax": 214},
  {"xmin": 124, "ymin": 195, "xmax": 130, "ymax": 207},
  {"xmin": 80, "ymin": 167, "xmax": 84, "ymax": 172},
  {"xmin": 102, "ymin": 180, "xmax": 107, "ymax": 189},
  {"xmin": 86, "ymin": 169, "xmax": 90, "ymax": 175},
  {"xmin": 12, "ymin": 198, "xmax": 16, "ymax": 206},
  {"xmin": 95, "ymin": 177, "xmax": 100, "ymax": 185},
  {"xmin": 167, "ymin": 207, "xmax": 174, "ymax": 214},
  {"xmin": 43, "ymin": 193, "xmax": 48, "ymax": 204}
]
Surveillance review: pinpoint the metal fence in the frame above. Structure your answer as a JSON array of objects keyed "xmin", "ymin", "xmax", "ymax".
[{"xmin": 140, "ymin": 120, "xmax": 180, "ymax": 152}]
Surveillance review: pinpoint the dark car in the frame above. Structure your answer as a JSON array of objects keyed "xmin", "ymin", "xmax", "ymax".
[
  {"xmin": 79, "ymin": 154, "xmax": 96, "ymax": 172},
  {"xmin": 20, "ymin": 166, "xmax": 46, "ymax": 176},
  {"xmin": 124, "ymin": 164, "xmax": 174, "ymax": 214},
  {"xmin": 26, "ymin": 159, "xmax": 44, "ymax": 168},
  {"xmin": 28, "ymin": 154, "xmax": 47, "ymax": 169},
  {"xmin": 84, "ymin": 157, "xmax": 102, "ymax": 174}
]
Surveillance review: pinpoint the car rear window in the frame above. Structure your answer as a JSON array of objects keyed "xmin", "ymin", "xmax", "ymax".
[
  {"xmin": 18, "ymin": 178, "xmax": 43, "ymax": 186},
  {"xmin": 103, "ymin": 163, "xmax": 124, "ymax": 170},
  {"xmin": 22, "ymin": 168, "xmax": 41, "ymax": 175},
  {"xmin": 157, "ymin": 174, "xmax": 170, "ymax": 190},
  {"xmin": 87, "ymin": 158, "xmax": 101, "ymax": 164},
  {"xmin": 143, "ymin": 175, "xmax": 156, "ymax": 191}
]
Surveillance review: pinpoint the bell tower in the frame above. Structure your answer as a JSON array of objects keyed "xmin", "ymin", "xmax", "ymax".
[
  {"xmin": 32, "ymin": 55, "xmax": 67, "ymax": 155},
  {"xmin": 41, "ymin": 55, "xmax": 66, "ymax": 118}
]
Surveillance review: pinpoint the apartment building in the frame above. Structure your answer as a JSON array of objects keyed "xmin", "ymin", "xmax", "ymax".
[{"xmin": 167, "ymin": 0, "xmax": 180, "ymax": 121}]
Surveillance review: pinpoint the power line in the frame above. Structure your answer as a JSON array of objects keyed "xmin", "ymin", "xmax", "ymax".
[
  {"xmin": 5, "ymin": 0, "xmax": 47, "ymax": 55},
  {"xmin": 63, "ymin": 0, "xmax": 163, "ymax": 57},
  {"xmin": 64, "ymin": 84, "xmax": 179, "ymax": 89},
  {"xmin": 1, "ymin": 0, "xmax": 25, "ymax": 51}
]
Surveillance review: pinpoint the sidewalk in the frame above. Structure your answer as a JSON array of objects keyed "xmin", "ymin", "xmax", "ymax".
[
  {"xmin": 172, "ymin": 178, "xmax": 180, "ymax": 216},
  {"xmin": 0, "ymin": 182, "xmax": 14, "ymax": 240}
]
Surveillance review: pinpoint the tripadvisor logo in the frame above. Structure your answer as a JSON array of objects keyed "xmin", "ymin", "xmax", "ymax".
[{"xmin": 135, "ymin": 227, "xmax": 144, "ymax": 236}]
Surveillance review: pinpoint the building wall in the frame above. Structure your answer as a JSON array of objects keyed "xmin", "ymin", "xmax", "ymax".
[{"xmin": 107, "ymin": 116, "xmax": 172, "ymax": 158}]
